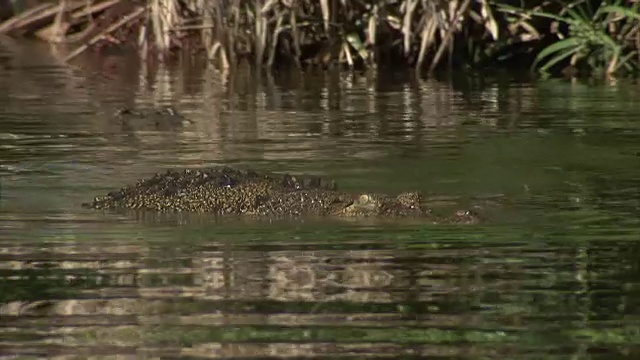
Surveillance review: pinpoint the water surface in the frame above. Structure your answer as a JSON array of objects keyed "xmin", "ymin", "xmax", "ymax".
[{"xmin": 1, "ymin": 40, "xmax": 640, "ymax": 359}]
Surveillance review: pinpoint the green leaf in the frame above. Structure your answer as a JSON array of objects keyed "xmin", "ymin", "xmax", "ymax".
[
  {"xmin": 615, "ymin": 51, "xmax": 638, "ymax": 72},
  {"xmin": 533, "ymin": 37, "xmax": 583, "ymax": 69},
  {"xmin": 527, "ymin": 10, "xmax": 569, "ymax": 23},
  {"xmin": 566, "ymin": 7, "xmax": 589, "ymax": 23},
  {"xmin": 594, "ymin": 31, "xmax": 620, "ymax": 51},
  {"xmin": 539, "ymin": 45, "xmax": 586, "ymax": 73},
  {"xmin": 346, "ymin": 33, "xmax": 369, "ymax": 61},
  {"xmin": 600, "ymin": 5, "xmax": 640, "ymax": 20}
]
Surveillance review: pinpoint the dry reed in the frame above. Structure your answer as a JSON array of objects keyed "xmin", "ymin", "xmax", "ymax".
[{"xmin": 1, "ymin": 0, "xmax": 638, "ymax": 75}]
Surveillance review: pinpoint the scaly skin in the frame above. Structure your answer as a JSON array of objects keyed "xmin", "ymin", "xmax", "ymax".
[{"xmin": 83, "ymin": 167, "xmax": 478, "ymax": 222}]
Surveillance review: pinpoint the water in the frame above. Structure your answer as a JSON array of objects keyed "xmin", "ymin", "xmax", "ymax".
[{"xmin": 1, "ymin": 39, "xmax": 640, "ymax": 359}]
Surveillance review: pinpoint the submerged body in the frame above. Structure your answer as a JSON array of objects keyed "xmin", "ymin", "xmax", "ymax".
[{"xmin": 83, "ymin": 167, "xmax": 479, "ymax": 223}]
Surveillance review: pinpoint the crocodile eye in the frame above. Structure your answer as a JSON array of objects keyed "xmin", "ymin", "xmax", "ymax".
[
  {"xmin": 456, "ymin": 210, "xmax": 473, "ymax": 217},
  {"xmin": 357, "ymin": 194, "xmax": 371, "ymax": 204}
]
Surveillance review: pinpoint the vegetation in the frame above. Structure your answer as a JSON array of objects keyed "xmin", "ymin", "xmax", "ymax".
[
  {"xmin": 0, "ymin": 0, "xmax": 639, "ymax": 77},
  {"xmin": 501, "ymin": 0, "xmax": 640, "ymax": 76}
]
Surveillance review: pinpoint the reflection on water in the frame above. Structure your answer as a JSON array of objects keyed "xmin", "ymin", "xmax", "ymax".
[
  {"xmin": 1, "ymin": 40, "xmax": 640, "ymax": 358},
  {"xmin": 1, "ymin": 227, "xmax": 639, "ymax": 358}
]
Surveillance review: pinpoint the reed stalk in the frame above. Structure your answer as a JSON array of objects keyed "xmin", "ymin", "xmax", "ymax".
[{"xmin": 2, "ymin": 0, "xmax": 638, "ymax": 76}]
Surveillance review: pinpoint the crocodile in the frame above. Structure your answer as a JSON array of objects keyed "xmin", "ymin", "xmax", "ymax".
[
  {"xmin": 114, "ymin": 106, "xmax": 194, "ymax": 131},
  {"xmin": 82, "ymin": 167, "xmax": 480, "ymax": 223},
  {"xmin": 115, "ymin": 105, "xmax": 186, "ymax": 119}
]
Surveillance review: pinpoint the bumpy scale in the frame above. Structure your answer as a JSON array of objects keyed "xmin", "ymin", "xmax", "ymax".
[
  {"xmin": 85, "ymin": 167, "xmax": 417, "ymax": 216},
  {"xmin": 84, "ymin": 166, "xmax": 478, "ymax": 222}
]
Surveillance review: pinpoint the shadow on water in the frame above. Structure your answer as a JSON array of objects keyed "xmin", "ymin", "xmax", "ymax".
[{"xmin": 0, "ymin": 40, "xmax": 640, "ymax": 358}]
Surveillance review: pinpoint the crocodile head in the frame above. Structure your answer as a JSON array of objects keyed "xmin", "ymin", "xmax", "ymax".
[
  {"xmin": 444, "ymin": 208, "xmax": 482, "ymax": 224},
  {"xmin": 339, "ymin": 191, "xmax": 426, "ymax": 217}
]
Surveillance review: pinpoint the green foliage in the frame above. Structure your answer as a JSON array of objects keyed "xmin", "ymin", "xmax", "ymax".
[
  {"xmin": 141, "ymin": 0, "xmax": 640, "ymax": 77},
  {"xmin": 4, "ymin": 0, "xmax": 640, "ymax": 77},
  {"xmin": 526, "ymin": 0, "xmax": 640, "ymax": 75}
]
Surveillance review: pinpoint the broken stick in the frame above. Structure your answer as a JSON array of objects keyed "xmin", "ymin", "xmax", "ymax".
[{"xmin": 64, "ymin": 5, "xmax": 146, "ymax": 62}]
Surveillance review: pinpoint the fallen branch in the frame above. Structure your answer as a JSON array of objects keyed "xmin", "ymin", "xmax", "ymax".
[
  {"xmin": 35, "ymin": 0, "xmax": 69, "ymax": 43},
  {"xmin": 35, "ymin": 0, "xmax": 122, "ymax": 43},
  {"xmin": 71, "ymin": 0, "xmax": 122, "ymax": 21},
  {"xmin": 169, "ymin": 24, "xmax": 215, "ymax": 32},
  {"xmin": 64, "ymin": 5, "xmax": 146, "ymax": 61},
  {"xmin": 0, "ymin": 3, "xmax": 55, "ymax": 34},
  {"xmin": 39, "ymin": 19, "xmax": 97, "ymax": 43},
  {"xmin": 0, "ymin": 1, "xmax": 87, "ymax": 36}
]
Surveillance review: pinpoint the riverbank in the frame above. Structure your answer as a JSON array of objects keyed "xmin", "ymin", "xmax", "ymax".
[
  {"xmin": 2, "ymin": 33, "xmax": 640, "ymax": 359},
  {"xmin": 0, "ymin": 0, "xmax": 639, "ymax": 77}
]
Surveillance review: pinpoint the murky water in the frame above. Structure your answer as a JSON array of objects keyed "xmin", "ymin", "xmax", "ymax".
[{"xmin": 1, "ymin": 39, "xmax": 640, "ymax": 359}]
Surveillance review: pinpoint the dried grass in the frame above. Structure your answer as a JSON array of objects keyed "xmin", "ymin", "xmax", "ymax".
[
  {"xmin": 136, "ymin": 0, "xmax": 506, "ymax": 72},
  {"xmin": 4, "ymin": 0, "xmax": 637, "ymax": 75}
]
